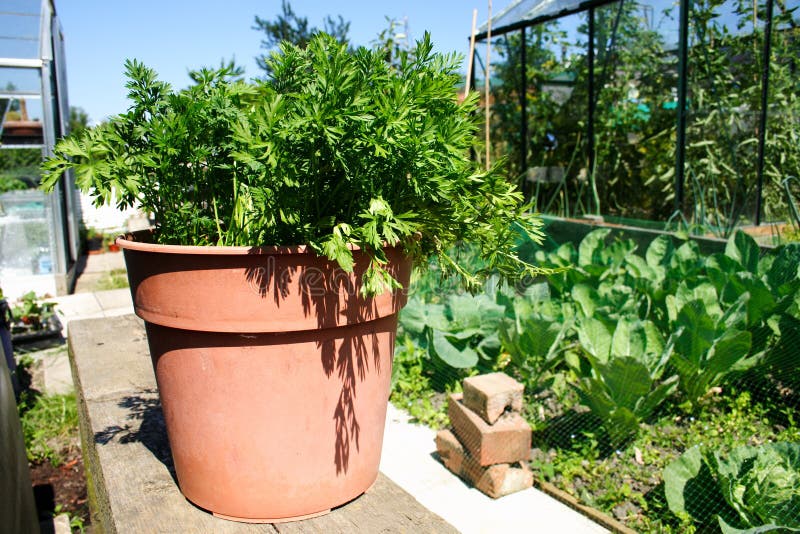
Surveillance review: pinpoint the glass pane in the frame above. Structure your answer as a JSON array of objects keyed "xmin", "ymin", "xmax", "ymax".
[
  {"xmin": 0, "ymin": 12, "xmax": 41, "ymax": 59},
  {"xmin": 0, "ymin": 189, "xmax": 52, "ymax": 278},
  {"xmin": 763, "ymin": 1, "xmax": 800, "ymax": 233},
  {"xmin": 591, "ymin": 0, "xmax": 679, "ymax": 223},
  {"xmin": 683, "ymin": 0, "xmax": 765, "ymax": 236},
  {"xmin": 0, "ymin": 66, "xmax": 41, "ymax": 95},
  {"xmin": 532, "ymin": 13, "xmax": 589, "ymax": 216},
  {"xmin": 481, "ymin": 0, "xmax": 541, "ymax": 31},
  {"xmin": 2, "ymin": 96, "xmax": 44, "ymax": 146},
  {"xmin": 2, "ymin": 0, "xmax": 42, "ymax": 13}
]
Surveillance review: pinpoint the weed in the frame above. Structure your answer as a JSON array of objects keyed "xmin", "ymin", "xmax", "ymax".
[
  {"xmin": 390, "ymin": 338, "xmax": 452, "ymax": 428},
  {"xmin": 18, "ymin": 392, "xmax": 79, "ymax": 466},
  {"xmin": 53, "ymin": 504, "xmax": 85, "ymax": 533},
  {"xmin": 95, "ymin": 268, "xmax": 129, "ymax": 291}
]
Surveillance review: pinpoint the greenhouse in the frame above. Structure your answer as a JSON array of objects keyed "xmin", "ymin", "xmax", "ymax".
[
  {"xmin": 0, "ymin": 0, "xmax": 79, "ymax": 299},
  {"xmin": 473, "ymin": 0, "xmax": 799, "ymax": 240}
]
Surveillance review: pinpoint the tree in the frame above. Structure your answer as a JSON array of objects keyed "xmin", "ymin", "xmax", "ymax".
[
  {"xmin": 253, "ymin": 1, "xmax": 350, "ymax": 74},
  {"xmin": 68, "ymin": 106, "xmax": 89, "ymax": 135}
]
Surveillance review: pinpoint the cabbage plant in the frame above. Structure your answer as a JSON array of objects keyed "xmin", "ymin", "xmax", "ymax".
[{"xmin": 664, "ymin": 442, "xmax": 800, "ymax": 533}]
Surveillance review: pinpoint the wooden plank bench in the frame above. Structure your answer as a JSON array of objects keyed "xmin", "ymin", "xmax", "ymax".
[{"xmin": 69, "ymin": 314, "xmax": 457, "ymax": 533}]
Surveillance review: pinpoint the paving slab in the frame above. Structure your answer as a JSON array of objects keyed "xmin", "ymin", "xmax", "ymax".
[
  {"xmin": 41, "ymin": 349, "xmax": 73, "ymax": 395},
  {"xmin": 50, "ymin": 289, "xmax": 134, "ymax": 338},
  {"xmin": 93, "ymin": 288, "xmax": 132, "ymax": 310},
  {"xmin": 79, "ymin": 252, "xmax": 126, "ymax": 274}
]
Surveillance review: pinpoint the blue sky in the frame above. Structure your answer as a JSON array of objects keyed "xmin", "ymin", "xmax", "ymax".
[{"xmin": 55, "ymin": 1, "xmax": 515, "ymax": 124}]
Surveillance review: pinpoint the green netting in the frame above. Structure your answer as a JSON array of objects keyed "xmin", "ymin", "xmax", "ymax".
[{"xmin": 391, "ymin": 225, "xmax": 800, "ymax": 532}]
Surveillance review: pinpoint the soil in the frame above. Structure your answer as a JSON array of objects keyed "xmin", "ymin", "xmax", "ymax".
[{"xmin": 30, "ymin": 450, "xmax": 91, "ymax": 532}]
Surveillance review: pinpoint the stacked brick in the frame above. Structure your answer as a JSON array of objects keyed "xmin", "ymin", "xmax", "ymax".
[{"xmin": 435, "ymin": 372, "xmax": 533, "ymax": 498}]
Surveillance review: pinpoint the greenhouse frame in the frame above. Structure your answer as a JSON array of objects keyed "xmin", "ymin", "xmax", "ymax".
[
  {"xmin": 474, "ymin": 0, "xmax": 799, "ymax": 239},
  {"xmin": 0, "ymin": 0, "xmax": 80, "ymax": 299}
]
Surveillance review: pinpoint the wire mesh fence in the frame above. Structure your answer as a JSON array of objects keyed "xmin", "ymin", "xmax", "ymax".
[{"xmin": 390, "ymin": 225, "xmax": 800, "ymax": 533}]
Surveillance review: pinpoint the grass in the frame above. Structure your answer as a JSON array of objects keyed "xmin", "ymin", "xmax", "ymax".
[
  {"xmin": 15, "ymin": 352, "xmax": 80, "ymax": 466},
  {"xmin": 95, "ymin": 268, "xmax": 129, "ymax": 291},
  {"xmin": 17, "ymin": 391, "xmax": 79, "ymax": 466}
]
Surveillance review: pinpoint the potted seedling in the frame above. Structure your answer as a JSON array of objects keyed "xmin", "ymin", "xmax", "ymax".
[
  {"xmin": 41, "ymin": 34, "xmax": 545, "ymax": 522},
  {"xmin": 103, "ymin": 233, "xmax": 121, "ymax": 252}
]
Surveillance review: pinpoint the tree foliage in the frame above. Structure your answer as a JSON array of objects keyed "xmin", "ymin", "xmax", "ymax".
[{"xmin": 253, "ymin": 0, "xmax": 350, "ymax": 73}]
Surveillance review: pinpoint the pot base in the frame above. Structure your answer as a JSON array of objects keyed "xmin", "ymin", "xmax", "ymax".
[{"xmin": 212, "ymin": 508, "xmax": 331, "ymax": 524}]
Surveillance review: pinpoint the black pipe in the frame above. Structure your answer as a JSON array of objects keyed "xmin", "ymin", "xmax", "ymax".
[
  {"xmin": 520, "ymin": 26, "xmax": 529, "ymax": 199},
  {"xmin": 588, "ymin": 7, "xmax": 596, "ymax": 212},
  {"xmin": 675, "ymin": 0, "xmax": 690, "ymax": 213},
  {"xmin": 755, "ymin": 0, "xmax": 775, "ymax": 226}
]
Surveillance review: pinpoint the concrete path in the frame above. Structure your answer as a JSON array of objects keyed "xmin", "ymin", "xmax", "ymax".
[
  {"xmin": 380, "ymin": 404, "xmax": 608, "ymax": 534},
  {"xmin": 72, "ymin": 251, "xmax": 127, "ymax": 294},
  {"xmin": 34, "ymin": 287, "xmax": 132, "ymax": 395}
]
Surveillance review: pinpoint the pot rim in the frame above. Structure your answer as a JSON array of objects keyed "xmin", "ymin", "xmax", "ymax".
[{"xmin": 116, "ymin": 229, "xmax": 369, "ymax": 256}]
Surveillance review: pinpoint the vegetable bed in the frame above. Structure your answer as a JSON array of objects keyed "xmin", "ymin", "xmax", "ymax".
[{"xmin": 391, "ymin": 229, "xmax": 800, "ymax": 533}]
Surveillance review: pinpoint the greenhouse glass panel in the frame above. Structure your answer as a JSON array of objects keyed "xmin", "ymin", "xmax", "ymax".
[
  {"xmin": 480, "ymin": 0, "xmax": 543, "ymax": 32},
  {"xmin": 1, "ymin": 97, "xmax": 44, "ymax": 146},
  {"xmin": 0, "ymin": 16, "xmax": 40, "ymax": 60},
  {"xmin": 0, "ymin": 0, "xmax": 79, "ymax": 299},
  {"xmin": 525, "ymin": 13, "xmax": 589, "ymax": 216},
  {"xmin": 0, "ymin": 190, "xmax": 53, "ymax": 278},
  {"xmin": 591, "ymin": 0, "xmax": 679, "ymax": 222},
  {"xmin": 0, "ymin": 67, "xmax": 41, "ymax": 96},
  {"xmin": 763, "ymin": 3, "xmax": 800, "ymax": 231},
  {"xmin": 683, "ymin": 0, "xmax": 767, "ymax": 236}
]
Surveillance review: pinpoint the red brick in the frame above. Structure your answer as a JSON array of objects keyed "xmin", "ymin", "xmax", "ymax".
[
  {"xmin": 463, "ymin": 372, "xmax": 524, "ymax": 425},
  {"xmin": 464, "ymin": 461, "xmax": 533, "ymax": 499},
  {"xmin": 435, "ymin": 429, "xmax": 533, "ymax": 499},
  {"xmin": 435, "ymin": 429, "xmax": 465, "ymax": 474},
  {"xmin": 447, "ymin": 393, "xmax": 531, "ymax": 466}
]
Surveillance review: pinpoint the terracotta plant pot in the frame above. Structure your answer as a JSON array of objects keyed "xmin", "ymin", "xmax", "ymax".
[{"xmin": 117, "ymin": 231, "xmax": 411, "ymax": 522}]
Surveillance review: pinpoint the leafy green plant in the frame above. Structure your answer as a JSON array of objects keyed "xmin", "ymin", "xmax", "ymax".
[
  {"xmin": 0, "ymin": 174, "xmax": 26, "ymax": 192},
  {"xmin": 572, "ymin": 315, "xmax": 679, "ymax": 445},
  {"xmin": 499, "ymin": 293, "xmax": 571, "ymax": 393},
  {"xmin": 669, "ymin": 296, "xmax": 755, "ymax": 407},
  {"xmin": 18, "ymin": 392, "xmax": 79, "ymax": 466},
  {"xmin": 395, "ymin": 225, "xmax": 800, "ymax": 532},
  {"xmin": 400, "ymin": 291, "xmax": 506, "ymax": 369},
  {"xmin": 42, "ymin": 34, "xmax": 545, "ymax": 295},
  {"xmin": 11, "ymin": 291, "xmax": 55, "ymax": 331},
  {"xmin": 664, "ymin": 442, "xmax": 800, "ymax": 533}
]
